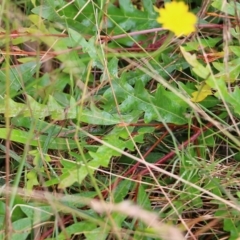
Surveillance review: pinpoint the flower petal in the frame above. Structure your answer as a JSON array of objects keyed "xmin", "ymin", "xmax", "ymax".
[{"xmin": 156, "ymin": 1, "xmax": 197, "ymax": 37}]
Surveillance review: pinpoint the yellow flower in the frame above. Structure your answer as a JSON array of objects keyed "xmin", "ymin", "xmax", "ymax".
[{"xmin": 156, "ymin": 1, "xmax": 197, "ymax": 37}]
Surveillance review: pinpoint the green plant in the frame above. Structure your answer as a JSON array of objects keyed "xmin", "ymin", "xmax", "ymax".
[{"xmin": 1, "ymin": 0, "xmax": 240, "ymax": 239}]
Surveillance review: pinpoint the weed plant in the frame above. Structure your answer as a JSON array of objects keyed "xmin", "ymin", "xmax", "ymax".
[{"xmin": 1, "ymin": 0, "xmax": 240, "ymax": 239}]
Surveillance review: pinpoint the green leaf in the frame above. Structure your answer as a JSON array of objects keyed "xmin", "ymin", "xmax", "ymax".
[
  {"xmin": 227, "ymin": 87, "xmax": 240, "ymax": 115},
  {"xmin": 0, "ymin": 201, "xmax": 5, "ymax": 230},
  {"xmin": 204, "ymin": 178, "xmax": 222, "ymax": 197},
  {"xmin": 79, "ymin": 105, "xmax": 139, "ymax": 125},
  {"xmin": 180, "ymin": 46, "xmax": 210, "ymax": 79},
  {"xmin": 180, "ymin": 46, "xmax": 199, "ymax": 68},
  {"xmin": 207, "ymin": 77, "xmax": 240, "ymax": 115},
  {"xmin": 68, "ymin": 29, "xmax": 99, "ymax": 59},
  {"xmin": 0, "ymin": 128, "xmax": 78, "ymax": 150},
  {"xmin": 137, "ymin": 185, "xmax": 151, "ymax": 210},
  {"xmin": 31, "ymin": 5, "xmax": 60, "ymax": 21},
  {"xmin": 180, "ymin": 176, "xmax": 203, "ymax": 208},
  {"xmin": 230, "ymin": 46, "xmax": 240, "ymax": 57},
  {"xmin": 154, "ymin": 85, "xmax": 188, "ymax": 124},
  {"xmin": 20, "ymin": 205, "xmax": 53, "ymax": 221},
  {"xmin": 58, "ymin": 124, "xmax": 154, "ymax": 188},
  {"xmin": 12, "ymin": 218, "xmax": 32, "ymax": 240},
  {"xmin": 184, "ymin": 37, "xmax": 221, "ymax": 51},
  {"xmin": 57, "ymin": 222, "xmax": 97, "ymax": 240},
  {"xmin": 114, "ymin": 180, "xmax": 134, "ymax": 203},
  {"xmin": 0, "ymin": 94, "xmax": 139, "ymax": 125},
  {"xmin": 84, "ymin": 226, "xmax": 109, "ymax": 240},
  {"xmin": 110, "ymin": 79, "xmax": 188, "ymax": 124},
  {"xmin": 213, "ymin": 58, "xmax": 240, "ymax": 83},
  {"xmin": 105, "ymin": 1, "xmax": 159, "ymax": 36},
  {"xmin": 223, "ymin": 218, "xmax": 239, "ymax": 238},
  {"xmin": 0, "ymin": 62, "xmax": 36, "ymax": 94},
  {"xmin": 11, "ymin": 116, "xmax": 85, "ymax": 138},
  {"xmin": 119, "ymin": 0, "xmax": 137, "ymax": 14},
  {"xmin": 26, "ymin": 170, "xmax": 39, "ymax": 190},
  {"xmin": 58, "ymin": 163, "xmax": 95, "ymax": 189},
  {"xmin": 212, "ymin": 0, "xmax": 240, "ymax": 15},
  {"xmin": 47, "ymin": 95, "xmax": 66, "ymax": 119}
]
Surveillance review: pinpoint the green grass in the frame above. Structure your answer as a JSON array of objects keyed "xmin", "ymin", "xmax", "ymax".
[{"xmin": 1, "ymin": 0, "xmax": 240, "ymax": 239}]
